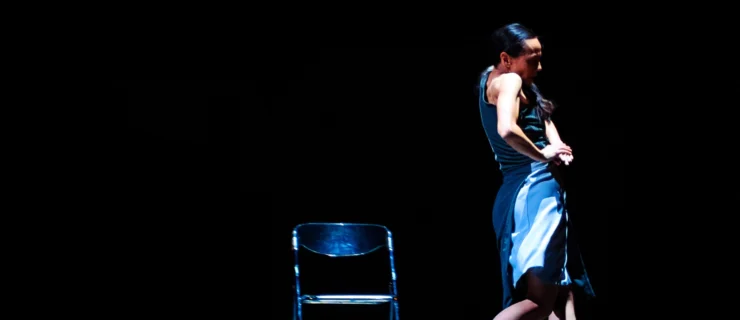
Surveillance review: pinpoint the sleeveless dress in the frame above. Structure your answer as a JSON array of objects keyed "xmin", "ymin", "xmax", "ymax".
[{"xmin": 478, "ymin": 66, "xmax": 595, "ymax": 308}]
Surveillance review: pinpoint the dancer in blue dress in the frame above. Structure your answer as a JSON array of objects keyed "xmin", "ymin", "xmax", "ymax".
[{"xmin": 478, "ymin": 23, "xmax": 595, "ymax": 320}]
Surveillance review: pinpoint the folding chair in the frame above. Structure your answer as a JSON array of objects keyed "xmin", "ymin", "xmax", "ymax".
[{"xmin": 292, "ymin": 222, "xmax": 400, "ymax": 320}]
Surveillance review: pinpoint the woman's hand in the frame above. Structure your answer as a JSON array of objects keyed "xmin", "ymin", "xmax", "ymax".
[
  {"xmin": 553, "ymin": 153, "xmax": 574, "ymax": 166},
  {"xmin": 541, "ymin": 142, "xmax": 572, "ymax": 163}
]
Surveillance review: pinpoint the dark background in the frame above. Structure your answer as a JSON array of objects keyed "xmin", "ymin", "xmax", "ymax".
[{"xmin": 119, "ymin": 16, "xmax": 617, "ymax": 320}]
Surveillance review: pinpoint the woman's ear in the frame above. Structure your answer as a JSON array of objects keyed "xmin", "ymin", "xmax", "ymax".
[{"xmin": 499, "ymin": 52, "xmax": 511, "ymax": 67}]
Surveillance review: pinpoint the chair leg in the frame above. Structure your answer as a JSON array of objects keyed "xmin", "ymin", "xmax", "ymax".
[{"xmin": 293, "ymin": 298, "xmax": 301, "ymax": 320}]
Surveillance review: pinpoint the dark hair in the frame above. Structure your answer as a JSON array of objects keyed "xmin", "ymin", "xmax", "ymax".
[{"xmin": 481, "ymin": 23, "xmax": 555, "ymax": 122}]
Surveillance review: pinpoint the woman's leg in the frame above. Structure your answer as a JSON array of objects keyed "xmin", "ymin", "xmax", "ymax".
[
  {"xmin": 493, "ymin": 272, "xmax": 559, "ymax": 320},
  {"xmin": 548, "ymin": 287, "xmax": 575, "ymax": 320}
]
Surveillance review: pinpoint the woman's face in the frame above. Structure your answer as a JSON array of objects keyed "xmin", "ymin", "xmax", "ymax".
[{"xmin": 509, "ymin": 38, "xmax": 542, "ymax": 84}]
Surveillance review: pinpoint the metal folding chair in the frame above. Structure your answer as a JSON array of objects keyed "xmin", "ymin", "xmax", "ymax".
[{"xmin": 292, "ymin": 222, "xmax": 400, "ymax": 320}]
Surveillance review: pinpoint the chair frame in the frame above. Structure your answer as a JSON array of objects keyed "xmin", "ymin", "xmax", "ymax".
[{"xmin": 291, "ymin": 222, "xmax": 400, "ymax": 320}]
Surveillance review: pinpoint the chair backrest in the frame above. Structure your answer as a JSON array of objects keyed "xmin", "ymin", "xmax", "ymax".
[
  {"xmin": 291, "ymin": 222, "xmax": 400, "ymax": 319},
  {"xmin": 292, "ymin": 222, "xmax": 392, "ymax": 257}
]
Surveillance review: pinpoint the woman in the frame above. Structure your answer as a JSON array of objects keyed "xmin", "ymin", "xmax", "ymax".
[{"xmin": 478, "ymin": 23, "xmax": 595, "ymax": 320}]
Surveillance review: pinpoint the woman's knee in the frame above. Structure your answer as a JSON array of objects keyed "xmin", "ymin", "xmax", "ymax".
[
  {"xmin": 524, "ymin": 272, "xmax": 559, "ymax": 315},
  {"xmin": 550, "ymin": 286, "xmax": 574, "ymax": 319}
]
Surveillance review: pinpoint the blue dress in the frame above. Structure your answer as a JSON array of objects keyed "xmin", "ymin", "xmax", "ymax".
[{"xmin": 478, "ymin": 66, "xmax": 595, "ymax": 308}]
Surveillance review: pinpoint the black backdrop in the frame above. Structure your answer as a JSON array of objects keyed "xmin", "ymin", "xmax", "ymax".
[{"xmin": 120, "ymin": 16, "xmax": 617, "ymax": 320}]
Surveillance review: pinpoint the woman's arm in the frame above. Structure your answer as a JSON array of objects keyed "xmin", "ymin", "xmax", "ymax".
[
  {"xmin": 492, "ymin": 73, "xmax": 548, "ymax": 162},
  {"xmin": 545, "ymin": 119, "xmax": 573, "ymax": 165},
  {"xmin": 544, "ymin": 119, "xmax": 563, "ymax": 144}
]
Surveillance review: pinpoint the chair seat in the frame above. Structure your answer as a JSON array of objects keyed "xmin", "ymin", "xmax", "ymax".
[{"xmin": 300, "ymin": 294, "xmax": 395, "ymax": 304}]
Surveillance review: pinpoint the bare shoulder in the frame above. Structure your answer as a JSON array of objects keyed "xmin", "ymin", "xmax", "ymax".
[
  {"xmin": 486, "ymin": 72, "xmax": 522, "ymax": 104},
  {"xmin": 497, "ymin": 73, "xmax": 522, "ymax": 92}
]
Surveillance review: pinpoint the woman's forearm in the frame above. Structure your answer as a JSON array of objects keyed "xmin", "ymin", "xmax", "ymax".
[{"xmin": 500, "ymin": 125, "xmax": 547, "ymax": 162}]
